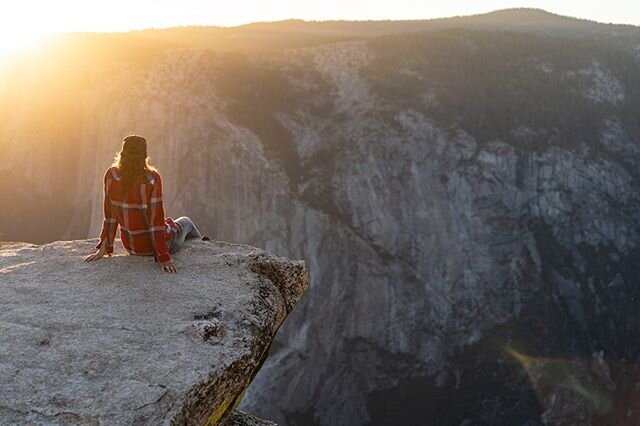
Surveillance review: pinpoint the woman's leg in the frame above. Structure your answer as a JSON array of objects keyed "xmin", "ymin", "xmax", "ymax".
[
  {"xmin": 180, "ymin": 216, "xmax": 203, "ymax": 239},
  {"xmin": 169, "ymin": 216, "xmax": 202, "ymax": 254}
]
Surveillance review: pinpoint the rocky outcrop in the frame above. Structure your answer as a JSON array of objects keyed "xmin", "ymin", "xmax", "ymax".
[
  {"xmin": 227, "ymin": 410, "xmax": 278, "ymax": 426},
  {"xmin": 0, "ymin": 238, "xmax": 308, "ymax": 425}
]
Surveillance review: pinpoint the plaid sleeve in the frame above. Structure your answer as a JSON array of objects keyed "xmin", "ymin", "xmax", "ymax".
[
  {"xmin": 95, "ymin": 169, "xmax": 119, "ymax": 254},
  {"xmin": 148, "ymin": 172, "xmax": 173, "ymax": 264}
]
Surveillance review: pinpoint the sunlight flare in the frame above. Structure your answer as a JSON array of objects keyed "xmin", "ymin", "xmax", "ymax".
[
  {"xmin": 0, "ymin": 32, "xmax": 50, "ymax": 58},
  {"xmin": 0, "ymin": 15, "xmax": 52, "ymax": 59}
]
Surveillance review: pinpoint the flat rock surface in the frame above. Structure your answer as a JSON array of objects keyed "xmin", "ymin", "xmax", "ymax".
[{"xmin": 0, "ymin": 238, "xmax": 308, "ymax": 425}]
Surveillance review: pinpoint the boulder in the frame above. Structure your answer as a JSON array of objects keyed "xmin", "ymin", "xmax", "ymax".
[
  {"xmin": 226, "ymin": 410, "xmax": 278, "ymax": 426},
  {"xmin": 0, "ymin": 238, "xmax": 308, "ymax": 425}
]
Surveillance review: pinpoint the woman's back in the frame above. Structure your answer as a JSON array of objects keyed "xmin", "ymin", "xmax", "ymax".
[
  {"xmin": 86, "ymin": 134, "xmax": 205, "ymax": 273},
  {"xmin": 99, "ymin": 166, "xmax": 178, "ymax": 263}
]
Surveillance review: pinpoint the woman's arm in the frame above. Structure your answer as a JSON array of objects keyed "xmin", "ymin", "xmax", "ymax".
[
  {"xmin": 148, "ymin": 172, "xmax": 177, "ymax": 272},
  {"xmin": 85, "ymin": 169, "xmax": 118, "ymax": 262}
]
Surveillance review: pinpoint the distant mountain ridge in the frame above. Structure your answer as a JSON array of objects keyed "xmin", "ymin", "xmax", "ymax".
[
  {"xmin": 233, "ymin": 8, "xmax": 639, "ymax": 36},
  {"xmin": 14, "ymin": 8, "xmax": 639, "ymax": 62}
]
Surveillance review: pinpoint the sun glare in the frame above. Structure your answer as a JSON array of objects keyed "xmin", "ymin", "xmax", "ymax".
[{"xmin": 0, "ymin": 30, "xmax": 51, "ymax": 60}]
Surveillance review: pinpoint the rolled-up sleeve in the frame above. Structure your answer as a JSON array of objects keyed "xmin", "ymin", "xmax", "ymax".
[{"xmin": 95, "ymin": 169, "xmax": 118, "ymax": 254}]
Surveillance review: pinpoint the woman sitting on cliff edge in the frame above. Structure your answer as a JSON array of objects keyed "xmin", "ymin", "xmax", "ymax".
[{"xmin": 84, "ymin": 135, "xmax": 209, "ymax": 273}]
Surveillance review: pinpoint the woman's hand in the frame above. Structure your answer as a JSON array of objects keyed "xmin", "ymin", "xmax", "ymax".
[
  {"xmin": 84, "ymin": 245, "xmax": 108, "ymax": 262},
  {"xmin": 160, "ymin": 261, "xmax": 177, "ymax": 273}
]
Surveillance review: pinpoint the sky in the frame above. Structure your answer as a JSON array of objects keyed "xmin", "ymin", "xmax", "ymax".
[{"xmin": 1, "ymin": 1, "xmax": 639, "ymax": 54}]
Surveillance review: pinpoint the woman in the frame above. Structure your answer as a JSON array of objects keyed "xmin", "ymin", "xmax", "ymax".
[{"xmin": 84, "ymin": 135, "xmax": 208, "ymax": 273}]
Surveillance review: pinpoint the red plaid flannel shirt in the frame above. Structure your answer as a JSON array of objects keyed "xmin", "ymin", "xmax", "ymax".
[{"xmin": 95, "ymin": 167, "xmax": 178, "ymax": 264}]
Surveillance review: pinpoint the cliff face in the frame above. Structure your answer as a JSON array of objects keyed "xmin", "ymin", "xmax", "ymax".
[
  {"xmin": 0, "ymin": 239, "xmax": 308, "ymax": 425},
  {"xmin": 2, "ymin": 13, "xmax": 640, "ymax": 425}
]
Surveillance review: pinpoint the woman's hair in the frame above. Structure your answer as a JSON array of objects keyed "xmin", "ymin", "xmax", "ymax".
[{"xmin": 111, "ymin": 135, "xmax": 158, "ymax": 199}]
